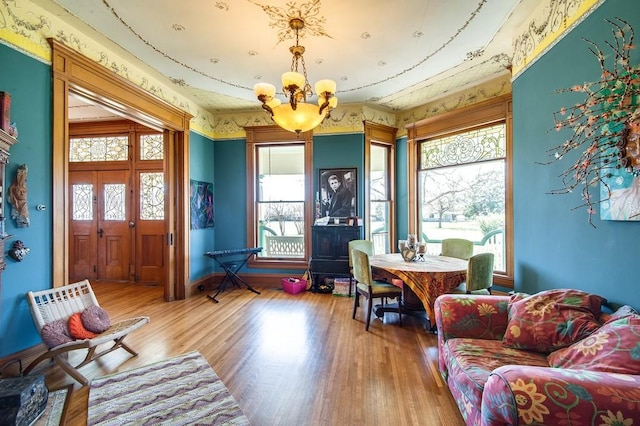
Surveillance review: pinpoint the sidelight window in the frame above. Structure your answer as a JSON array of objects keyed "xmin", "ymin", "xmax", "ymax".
[{"xmin": 140, "ymin": 172, "xmax": 165, "ymax": 220}]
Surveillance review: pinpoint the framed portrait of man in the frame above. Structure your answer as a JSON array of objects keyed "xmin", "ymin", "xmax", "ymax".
[{"xmin": 319, "ymin": 168, "xmax": 357, "ymax": 218}]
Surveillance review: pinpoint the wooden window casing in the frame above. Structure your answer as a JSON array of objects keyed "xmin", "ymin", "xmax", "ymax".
[
  {"xmin": 406, "ymin": 95, "xmax": 514, "ymax": 288},
  {"xmin": 245, "ymin": 126, "xmax": 313, "ymax": 270},
  {"xmin": 364, "ymin": 122, "xmax": 397, "ymax": 254}
]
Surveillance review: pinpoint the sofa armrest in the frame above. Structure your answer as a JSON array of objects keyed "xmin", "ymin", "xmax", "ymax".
[
  {"xmin": 434, "ymin": 294, "xmax": 510, "ymax": 341},
  {"xmin": 435, "ymin": 294, "xmax": 511, "ymax": 379},
  {"xmin": 482, "ymin": 365, "xmax": 640, "ymax": 426}
]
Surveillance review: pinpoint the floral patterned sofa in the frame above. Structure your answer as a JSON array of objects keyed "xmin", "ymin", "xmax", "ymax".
[{"xmin": 434, "ymin": 289, "xmax": 640, "ymax": 426}]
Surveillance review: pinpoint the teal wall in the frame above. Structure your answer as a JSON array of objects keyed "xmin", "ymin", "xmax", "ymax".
[
  {"xmin": 212, "ymin": 138, "xmax": 247, "ymax": 251},
  {"xmin": 211, "ymin": 133, "xmax": 364, "ymax": 276},
  {"xmin": 189, "ymin": 131, "xmax": 216, "ymax": 280},
  {"xmin": 512, "ymin": 0, "xmax": 640, "ymax": 308},
  {"xmin": 2, "ymin": 0, "xmax": 638, "ymax": 357},
  {"xmin": 0, "ymin": 43, "xmax": 53, "ymax": 356},
  {"xmin": 313, "ymin": 133, "xmax": 365, "ymax": 215}
]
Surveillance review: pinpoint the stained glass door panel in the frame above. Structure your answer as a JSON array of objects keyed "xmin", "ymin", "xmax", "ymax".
[
  {"xmin": 69, "ymin": 171, "xmax": 98, "ymax": 281},
  {"xmin": 98, "ymin": 170, "xmax": 133, "ymax": 281}
]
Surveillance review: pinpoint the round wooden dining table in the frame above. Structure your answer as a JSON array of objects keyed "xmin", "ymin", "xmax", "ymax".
[{"xmin": 369, "ymin": 253, "xmax": 468, "ymax": 329}]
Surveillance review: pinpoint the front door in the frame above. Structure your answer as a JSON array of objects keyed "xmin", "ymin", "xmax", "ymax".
[{"xmin": 69, "ymin": 169, "xmax": 133, "ymax": 281}]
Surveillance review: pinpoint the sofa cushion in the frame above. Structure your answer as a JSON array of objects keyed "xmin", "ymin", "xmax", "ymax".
[
  {"xmin": 68, "ymin": 312, "xmax": 98, "ymax": 339},
  {"xmin": 81, "ymin": 305, "xmax": 111, "ymax": 333},
  {"xmin": 41, "ymin": 319, "xmax": 74, "ymax": 348},
  {"xmin": 502, "ymin": 289, "xmax": 605, "ymax": 353},
  {"xmin": 444, "ymin": 338, "xmax": 549, "ymax": 409},
  {"xmin": 547, "ymin": 314, "xmax": 640, "ymax": 374}
]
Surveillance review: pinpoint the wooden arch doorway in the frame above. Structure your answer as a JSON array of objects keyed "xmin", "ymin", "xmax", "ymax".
[{"xmin": 50, "ymin": 39, "xmax": 192, "ymax": 301}]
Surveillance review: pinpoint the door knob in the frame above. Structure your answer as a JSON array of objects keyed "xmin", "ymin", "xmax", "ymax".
[{"xmin": 129, "ymin": 221, "xmax": 135, "ymax": 228}]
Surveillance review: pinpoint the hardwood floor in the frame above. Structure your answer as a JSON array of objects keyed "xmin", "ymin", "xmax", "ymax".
[{"xmin": 37, "ymin": 281, "xmax": 465, "ymax": 425}]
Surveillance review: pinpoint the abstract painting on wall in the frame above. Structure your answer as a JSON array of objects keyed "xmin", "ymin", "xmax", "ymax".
[
  {"xmin": 190, "ymin": 180, "xmax": 214, "ymax": 229},
  {"xmin": 600, "ymin": 123, "xmax": 640, "ymax": 221}
]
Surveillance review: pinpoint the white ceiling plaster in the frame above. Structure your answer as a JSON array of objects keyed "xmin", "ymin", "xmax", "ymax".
[{"xmin": 34, "ymin": 0, "xmax": 539, "ymax": 119}]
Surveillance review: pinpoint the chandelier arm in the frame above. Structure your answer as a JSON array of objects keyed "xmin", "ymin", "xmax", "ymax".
[
  {"xmin": 318, "ymin": 101, "xmax": 330, "ymax": 115},
  {"xmin": 257, "ymin": 93, "xmax": 271, "ymax": 104},
  {"xmin": 260, "ymin": 103, "xmax": 274, "ymax": 116},
  {"xmin": 289, "ymin": 88, "xmax": 298, "ymax": 110}
]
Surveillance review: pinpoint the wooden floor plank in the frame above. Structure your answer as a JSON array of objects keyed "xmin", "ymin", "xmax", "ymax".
[{"xmin": 35, "ymin": 281, "xmax": 464, "ymax": 425}]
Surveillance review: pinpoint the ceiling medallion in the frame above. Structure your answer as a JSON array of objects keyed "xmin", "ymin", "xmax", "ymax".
[
  {"xmin": 249, "ymin": 0, "xmax": 332, "ymax": 45},
  {"xmin": 254, "ymin": 15, "xmax": 337, "ymax": 134}
]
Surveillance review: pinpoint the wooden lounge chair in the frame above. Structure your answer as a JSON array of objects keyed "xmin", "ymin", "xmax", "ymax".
[{"xmin": 24, "ymin": 280, "xmax": 149, "ymax": 385}]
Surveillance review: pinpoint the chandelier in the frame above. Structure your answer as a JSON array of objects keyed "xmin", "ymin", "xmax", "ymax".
[{"xmin": 254, "ymin": 17, "xmax": 337, "ymax": 134}]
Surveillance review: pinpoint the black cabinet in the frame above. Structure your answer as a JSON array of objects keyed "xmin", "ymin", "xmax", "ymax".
[{"xmin": 309, "ymin": 225, "xmax": 361, "ymax": 292}]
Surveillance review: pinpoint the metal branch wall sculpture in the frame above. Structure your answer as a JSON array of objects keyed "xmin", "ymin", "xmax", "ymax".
[{"xmin": 544, "ymin": 18, "xmax": 640, "ymax": 226}]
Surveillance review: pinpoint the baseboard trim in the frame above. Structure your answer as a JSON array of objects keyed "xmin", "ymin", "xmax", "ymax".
[{"xmin": 187, "ymin": 272, "xmax": 297, "ymax": 298}]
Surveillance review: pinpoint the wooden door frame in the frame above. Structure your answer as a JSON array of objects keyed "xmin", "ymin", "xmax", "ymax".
[{"xmin": 50, "ymin": 39, "xmax": 192, "ymax": 300}]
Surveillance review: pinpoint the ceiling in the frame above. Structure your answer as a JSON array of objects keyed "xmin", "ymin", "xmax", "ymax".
[{"xmin": 34, "ymin": 0, "xmax": 539, "ymax": 121}]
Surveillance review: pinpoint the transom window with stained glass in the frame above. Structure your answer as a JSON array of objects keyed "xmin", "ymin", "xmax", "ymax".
[
  {"xmin": 69, "ymin": 136, "xmax": 128, "ymax": 162},
  {"xmin": 140, "ymin": 134, "xmax": 164, "ymax": 160}
]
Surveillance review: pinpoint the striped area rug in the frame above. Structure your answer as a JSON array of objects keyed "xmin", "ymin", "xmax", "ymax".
[{"xmin": 88, "ymin": 351, "xmax": 250, "ymax": 425}]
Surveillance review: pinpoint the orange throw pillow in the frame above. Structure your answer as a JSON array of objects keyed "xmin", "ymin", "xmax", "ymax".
[{"xmin": 68, "ymin": 312, "xmax": 98, "ymax": 339}]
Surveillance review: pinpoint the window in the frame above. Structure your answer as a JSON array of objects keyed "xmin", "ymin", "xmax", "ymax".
[
  {"xmin": 140, "ymin": 172, "xmax": 164, "ymax": 220},
  {"xmin": 365, "ymin": 122, "xmax": 397, "ymax": 254},
  {"xmin": 72, "ymin": 184, "xmax": 93, "ymax": 220},
  {"xmin": 69, "ymin": 136, "xmax": 128, "ymax": 162},
  {"xmin": 407, "ymin": 95, "xmax": 513, "ymax": 287},
  {"xmin": 140, "ymin": 134, "xmax": 164, "ymax": 160},
  {"xmin": 257, "ymin": 146, "xmax": 305, "ymax": 258},
  {"xmin": 419, "ymin": 124, "xmax": 506, "ymax": 271},
  {"xmin": 138, "ymin": 133, "xmax": 165, "ymax": 221},
  {"xmin": 245, "ymin": 126, "xmax": 313, "ymax": 269}
]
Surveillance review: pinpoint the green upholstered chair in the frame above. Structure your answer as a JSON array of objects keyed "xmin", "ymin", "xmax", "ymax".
[
  {"xmin": 351, "ymin": 248, "xmax": 402, "ymax": 331},
  {"xmin": 441, "ymin": 238, "xmax": 473, "ymax": 260},
  {"xmin": 348, "ymin": 240, "xmax": 374, "ymax": 297},
  {"xmin": 453, "ymin": 252, "xmax": 494, "ymax": 295}
]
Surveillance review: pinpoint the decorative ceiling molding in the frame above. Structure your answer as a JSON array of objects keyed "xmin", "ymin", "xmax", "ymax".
[
  {"xmin": 396, "ymin": 74, "xmax": 512, "ymax": 137},
  {"xmin": 209, "ymin": 75, "xmax": 512, "ymax": 140},
  {"xmin": 511, "ymin": 0, "xmax": 605, "ymax": 79},
  {"xmin": 0, "ymin": 0, "xmax": 216, "ymax": 137},
  {"xmin": 2, "ymin": 0, "xmax": 551, "ymax": 140}
]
